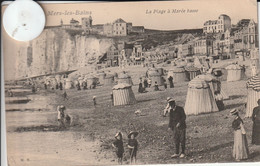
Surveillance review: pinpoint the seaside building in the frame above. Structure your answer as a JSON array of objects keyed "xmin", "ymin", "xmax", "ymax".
[
  {"xmin": 203, "ymin": 14, "xmax": 231, "ymax": 34},
  {"xmin": 233, "ymin": 19, "xmax": 258, "ymax": 54}
]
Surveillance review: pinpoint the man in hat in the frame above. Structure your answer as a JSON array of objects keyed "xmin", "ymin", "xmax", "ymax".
[
  {"xmin": 252, "ymin": 99, "xmax": 260, "ymax": 145},
  {"xmin": 164, "ymin": 97, "xmax": 186, "ymax": 158}
]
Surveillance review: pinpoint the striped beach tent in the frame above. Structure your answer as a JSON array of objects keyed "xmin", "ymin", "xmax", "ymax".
[
  {"xmin": 112, "ymin": 83, "xmax": 136, "ymax": 106},
  {"xmin": 184, "ymin": 77, "xmax": 219, "ymax": 115},
  {"xmin": 225, "ymin": 64, "xmax": 242, "ymax": 82},
  {"xmin": 246, "ymin": 75, "xmax": 260, "ymax": 117}
]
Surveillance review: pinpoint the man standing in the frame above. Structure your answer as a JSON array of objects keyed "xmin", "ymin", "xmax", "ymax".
[
  {"xmin": 164, "ymin": 97, "xmax": 186, "ymax": 158},
  {"xmin": 168, "ymin": 76, "xmax": 174, "ymax": 88},
  {"xmin": 252, "ymin": 99, "xmax": 260, "ymax": 145}
]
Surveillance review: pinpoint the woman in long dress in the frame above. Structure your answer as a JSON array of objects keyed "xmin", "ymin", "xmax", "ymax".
[
  {"xmin": 252, "ymin": 99, "xmax": 260, "ymax": 145},
  {"xmin": 231, "ymin": 109, "xmax": 249, "ymax": 161}
]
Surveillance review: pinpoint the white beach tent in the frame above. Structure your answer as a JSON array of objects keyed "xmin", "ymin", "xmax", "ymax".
[
  {"xmin": 112, "ymin": 83, "xmax": 136, "ymax": 106},
  {"xmin": 184, "ymin": 77, "xmax": 219, "ymax": 115},
  {"xmin": 117, "ymin": 72, "xmax": 133, "ymax": 85},
  {"xmin": 96, "ymin": 71, "xmax": 106, "ymax": 85},
  {"xmin": 246, "ymin": 75, "xmax": 260, "ymax": 118},
  {"xmin": 149, "ymin": 70, "xmax": 163, "ymax": 86},
  {"xmin": 225, "ymin": 64, "xmax": 242, "ymax": 82},
  {"xmin": 168, "ymin": 66, "xmax": 187, "ymax": 83},
  {"xmin": 64, "ymin": 78, "xmax": 73, "ymax": 89}
]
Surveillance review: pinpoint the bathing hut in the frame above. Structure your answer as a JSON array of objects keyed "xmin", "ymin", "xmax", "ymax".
[
  {"xmin": 87, "ymin": 75, "xmax": 97, "ymax": 89},
  {"xmin": 157, "ymin": 68, "xmax": 164, "ymax": 76},
  {"xmin": 64, "ymin": 78, "xmax": 73, "ymax": 89},
  {"xmin": 197, "ymin": 74, "xmax": 229, "ymax": 100},
  {"xmin": 168, "ymin": 66, "xmax": 187, "ymax": 83},
  {"xmin": 96, "ymin": 71, "xmax": 106, "ymax": 85},
  {"xmin": 185, "ymin": 66, "xmax": 201, "ymax": 81},
  {"xmin": 104, "ymin": 74, "xmax": 114, "ymax": 86},
  {"xmin": 149, "ymin": 70, "xmax": 163, "ymax": 86},
  {"xmin": 147, "ymin": 68, "xmax": 159, "ymax": 77},
  {"xmin": 78, "ymin": 76, "xmax": 84, "ymax": 86},
  {"xmin": 117, "ymin": 72, "xmax": 133, "ymax": 85},
  {"xmin": 225, "ymin": 64, "xmax": 242, "ymax": 82},
  {"xmin": 112, "ymin": 83, "xmax": 136, "ymax": 106},
  {"xmin": 184, "ymin": 77, "xmax": 219, "ymax": 115},
  {"xmin": 246, "ymin": 75, "xmax": 260, "ymax": 117}
]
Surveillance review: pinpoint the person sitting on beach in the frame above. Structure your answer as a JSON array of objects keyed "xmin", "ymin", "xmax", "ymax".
[
  {"xmin": 64, "ymin": 114, "xmax": 72, "ymax": 126},
  {"xmin": 154, "ymin": 81, "xmax": 160, "ymax": 91},
  {"xmin": 112, "ymin": 132, "xmax": 124, "ymax": 165},
  {"xmin": 127, "ymin": 131, "xmax": 139, "ymax": 164}
]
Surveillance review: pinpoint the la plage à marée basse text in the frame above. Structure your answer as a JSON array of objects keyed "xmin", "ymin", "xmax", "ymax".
[{"xmin": 146, "ymin": 9, "xmax": 198, "ymax": 14}]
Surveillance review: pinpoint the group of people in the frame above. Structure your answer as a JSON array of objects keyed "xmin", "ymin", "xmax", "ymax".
[
  {"xmin": 138, "ymin": 77, "xmax": 151, "ymax": 93},
  {"xmin": 138, "ymin": 75, "xmax": 174, "ymax": 93},
  {"xmin": 112, "ymin": 131, "xmax": 139, "ymax": 165},
  {"xmin": 56, "ymin": 105, "xmax": 72, "ymax": 128},
  {"xmin": 111, "ymin": 97, "xmax": 260, "ymax": 164}
]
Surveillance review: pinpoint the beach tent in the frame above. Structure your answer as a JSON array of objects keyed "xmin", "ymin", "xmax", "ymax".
[
  {"xmin": 112, "ymin": 83, "xmax": 136, "ymax": 106},
  {"xmin": 104, "ymin": 74, "xmax": 114, "ymax": 86},
  {"xmin": 184, "ymin": 77, "xmax": 219, "ymax": 115},
  {"xmin": 185, "ymin": 66, "xmax": 201, "ymax": 81},
  {"xmin": 246, "ymin": 75, "xmax": 260, "ymax": 118},
  {"xmin": 117, "ymin": 72, "xmax": 133, "ymax": 85},
  {"xmin": 55, "ymin": 75, "xmax": 61, "ymax": 83},
  {"xmin": 96, "ymin": 71, "xmax": 106, "ymax": 85},
  {"xmin": 168, "ymin": 66, "xmax": 187, "ymax": 83},
  {"xmin": 86, "ymin": 75, "xmax": 97, "ymax": 89},
  {"xmin": 149, "ymin": 70, "xmax": 163, "ymax": 86},
  {"xmin": 78, "ymin": 76, "xmax": 84, "ymax": 86},
  {"xmin": 225, "ymin": 64, "xmax": 242, "ymax": 82},
  {"xmin": 147, "ymin": 68, "xmax": 159, "ymax": 77},
  {"xmin": 196, "ymin": 74, "xmax": 228, "ymax": 99},
  {"xmin": 157, "ymin": 68, "xmax": 164, "ymax": 76},
  {"xmin": 64, "ymin": 78, "xmax": 73, "ymax": 89}
]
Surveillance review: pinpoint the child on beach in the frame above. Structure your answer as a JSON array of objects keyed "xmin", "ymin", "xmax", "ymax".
[
  {"xmin": 230, "ymin": 109, "xmax": 249, "ymax": 161},
  {"xmin": 148, "ymin": 78, "xmax": 152, "ymax": 88},
  {"xmin": 93, "ymin": 96, "xmax": 97, "ymax": 106},
  {"xmin": 127, "ymin": 131, "xmax": 139, "ymax": 164},
  {"xmin": 154, "ymin": 81, "xmax": 159, "ymax": 91},
  {"xmin": 112, "ymin": 132, "xmax": 124, "ymax": 164}
]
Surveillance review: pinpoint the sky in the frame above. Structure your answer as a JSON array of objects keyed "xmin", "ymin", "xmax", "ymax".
[{"xmin": 2, "ymin": 0, "xmax": 258, "ymax": 80}]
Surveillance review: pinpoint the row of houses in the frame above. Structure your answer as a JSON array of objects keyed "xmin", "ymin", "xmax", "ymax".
[
  {"xmin": 97, "ymin": 16, "xmax": 258, "ymax": 68},
  {"xmin": 58, "ymin": 17, "xmax": 145, "ymax": 36}
]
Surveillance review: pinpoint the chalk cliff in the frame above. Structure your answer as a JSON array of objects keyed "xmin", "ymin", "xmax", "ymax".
[{"xmin": 15, "ymin": 28, "xmax": 114, "ymax": 78}]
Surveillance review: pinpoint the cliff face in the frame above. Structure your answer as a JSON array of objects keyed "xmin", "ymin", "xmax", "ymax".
[{"xmin": 15, "ymin": 28, "xmax": 114, "ymax": 78}]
